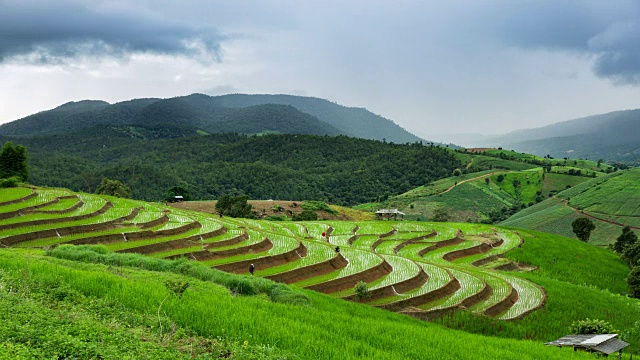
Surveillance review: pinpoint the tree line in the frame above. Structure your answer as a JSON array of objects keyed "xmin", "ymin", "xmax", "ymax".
[{"xmin": 16, "ymin": 131, "xmax": 461, "ymax": 206}]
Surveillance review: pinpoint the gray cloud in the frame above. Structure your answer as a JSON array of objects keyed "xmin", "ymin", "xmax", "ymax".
[
  {"xmin": 491, "ymin": 1, "xmax": 640, "ymax": 84},
  {"xmin": 588, "ymin": 21, "xmax": 640, "ymax": 84},
  {"xmin": 0, "ymin": 1, "xmax": 225, "ymax": 64}
]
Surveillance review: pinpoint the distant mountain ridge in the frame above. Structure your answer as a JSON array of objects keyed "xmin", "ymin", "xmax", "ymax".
[
  {"xmin": 0, "ymin": 93, "xmax": 423, "ymax": 143},
  {"xmin": 483, "ymin": 109, "xmax": 640, "ymax": 164}
]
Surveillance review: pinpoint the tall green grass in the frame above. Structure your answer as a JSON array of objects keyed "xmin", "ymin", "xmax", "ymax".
[
  {"xmin": 46, "ymin": 244, "xmax": 309, "ymax": 305},
  {"xmin": 0, "ymin": 248, "xmax": 590, "ymax": 360},
  {"xmin": 504, "ymin": 229, "xmax": 630, "ymax": 294}
]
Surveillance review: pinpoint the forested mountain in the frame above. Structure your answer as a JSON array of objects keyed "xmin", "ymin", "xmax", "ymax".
[
  {"xmin": 14, "ymin": 129, "xmax": 458, "ymax": 204},
  {"xmin": 0, "ymin": 93, "xmax": 421, "ymax": 143},
  {"xmin": 484, "ymin": 109, "xmax": 640, "ymax": 164},
  {"xmin": 206, "ymin": 94, "xmax": 422, "ymax": 143}
]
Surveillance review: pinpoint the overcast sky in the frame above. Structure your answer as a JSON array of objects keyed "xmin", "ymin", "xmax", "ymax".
[{"xmin": 2, "ymin": 0, "xmax": 640, "ymax": 141}]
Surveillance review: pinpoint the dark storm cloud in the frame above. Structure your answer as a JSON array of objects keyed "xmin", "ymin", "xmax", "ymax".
[
  {"xmin": 0, "ymin": 1, "xmax": 224, "ymax": 64},
  {"xmin": 492, "ymin": 0, "xmax": 640, "ymax": 84}
]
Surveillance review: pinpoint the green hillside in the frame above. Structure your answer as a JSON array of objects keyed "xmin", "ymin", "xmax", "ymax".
[
  {"xmin": 365, "ymin": 150, "xmax": 601, "ymax": 223},
  {"xmin": 0, "ymin": 186, "xmax": 638, "ymax": 358},
  {"xmin": 502, "ymin": 168, "xmax": 640, "ymax": 245}
]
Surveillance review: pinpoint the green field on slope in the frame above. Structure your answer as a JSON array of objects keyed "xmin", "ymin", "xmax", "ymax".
[{"xmin": 503, "ymin": 168, "xmax": 640, "ymax": 245}]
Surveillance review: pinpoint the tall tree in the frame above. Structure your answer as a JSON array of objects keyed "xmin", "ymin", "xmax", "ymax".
[
  {"xmin": 628, "ymin": 266, "xmax": 640, "ymax": 299},
  {"xmin": 613, "ymin": 226, "xmax": 638, "ymax": 253},
  {"xmin": 622, "ymin": 242, "xmax": 640, "ymax": 268},
  {"xmin": 571, "ymin": 217, "xmax": 595, "ymax": 242},
  {"xmin": 95, "ymin": 178, "xmax": 132, "ymax": 198},
  {"xmin": 215, "ymin": 194, "xmax": 254, "ymax": 218},
  {"xmin": 0, "ymin": 142, "xmax": 28, "ymax": 181}
]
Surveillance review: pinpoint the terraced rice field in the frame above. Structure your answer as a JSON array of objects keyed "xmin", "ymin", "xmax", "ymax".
[{"xmin": 1, "ymin": 187, "xmax": 547, "ymax": 322}]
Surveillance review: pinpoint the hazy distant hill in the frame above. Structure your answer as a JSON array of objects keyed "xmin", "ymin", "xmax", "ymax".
[
  {"xmin": 206, "ymin": 94, "xmax": 422, "ymax": 143},
  {"xmin": 485, "ymin": 109, "xmax": 640, "ymax": 164},
  {"xmin": 0, "ymin": 93, "xmax": 421, "ymax": 142}
]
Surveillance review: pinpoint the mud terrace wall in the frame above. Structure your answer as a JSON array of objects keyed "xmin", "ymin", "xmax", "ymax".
[
  {"xmin": 0, "ymin": 201, "xmax": 113, "ymax": 231},
  {"xmin": 266, "ymin": 253, "xmax": 349, "ymax": 284},
  {"xmin": 215, "ymin": 242, "xmax": 308, "ymax": 274},
  {"xmin": 306, "ymin": 260, "xmax": 393, "ymax": 294},
  {"xmin": 117, "ymin": 226, "xmax": 230, "ymax": 254}
]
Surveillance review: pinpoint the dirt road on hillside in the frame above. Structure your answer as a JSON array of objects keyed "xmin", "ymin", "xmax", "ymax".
[{"xmin": 560, "ymin": 198, "xmax": 640, "ymax": 230}]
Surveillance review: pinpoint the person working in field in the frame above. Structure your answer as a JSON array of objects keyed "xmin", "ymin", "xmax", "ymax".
[{"xmin": 249, "ymin": 263, "xmax": 255, "ymax": 275}]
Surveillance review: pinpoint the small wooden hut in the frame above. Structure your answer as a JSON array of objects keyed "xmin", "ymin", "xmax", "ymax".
[
  {"xmin": 545, "ymin": 334, "xmax": 629, "ymax": 358},
  {"xmin": 375, "ymin": 209, "xmax": 405, "ymax": 220}
]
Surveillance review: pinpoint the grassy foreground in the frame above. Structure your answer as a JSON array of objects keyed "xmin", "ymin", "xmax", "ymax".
[{"xmin": 0, "ymin": 247, "xmax": 588, "ymax": 360}]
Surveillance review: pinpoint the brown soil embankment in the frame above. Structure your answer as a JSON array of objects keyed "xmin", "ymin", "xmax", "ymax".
[
  {"xmin": 30, "ymin": 195, "xmax": 83, "ymax": 214},
  {"xmin": 166, "ymin": 238, "xmax": 272, "ymax": 261},
  {"xmin": 506, "ymin": 284, "xmax": 547, "ymax": 321},
  {"xmin": 345, "ymin": 267, "xmax": 429, "ymax": 302},
  {"xmin": 306, "ymin": 259, "xmax": 393, "ymax": 294},
  {"xmin": 417, "ymin": 237, "xmax": 464, "ymax": 256},
  {"xmin": 67, "ymin": 220, "xmax": 200, "ymax": 246},
  {"xmin": 393, "ymin": 231, "xmax": 437, "ymax": 254},
  {"xmin": 266, "ymin": 252, "xmax": 348, "ymax": 284},
  {"xmin": 137, "ymin": 213, "xmax": 170, "ymax": 229},
  {"xmin": 380, "ymin": 271, "xmax": 460, "ymax": 312},
  {"xmin": 215, "ymin": 241, "xmax": 307, "ymax": 274},
  {"xmin": 396, "ymin": 279, "xmax": 491, "ymax": 321},
  {"xmin": 0, "ymin": 190, "xmax": 37, "ymax": 206},
  {"xmin": 442, "ymin": 238, "xmax": 504, "ymax": 262},
  {"xmin": 0, "ymin": 206, "xmax": 140, "ymax": 246},
  {"xmin": 471, "ymin": 254, "xmax": 500, "ymax": 267},
  {"xmin": 117, "ymin": 226, "xmax": 231, "ymax": 254},
  {"xmin": 484, "ymin": 287, "xmax": 518, "ymax": 317},
  {"xmin": 0, "ymin": 196, "xmax": 62, "ymax": 220},
  {"xmin": 0, "ymin": 201, "xmax": 113, "ymax": 231}
]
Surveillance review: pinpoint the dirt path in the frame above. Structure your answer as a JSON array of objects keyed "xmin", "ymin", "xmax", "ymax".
[
  {"xmin": 560, "ymin": 198, "xmax": 640, "ymax": 230},
  {"xmin": 441, "ymin": 172, "xmax": 499, "ymax": 195},
  {"xmin": 465, "ymin": 158, "xmax": 474, "ymax": 169}
]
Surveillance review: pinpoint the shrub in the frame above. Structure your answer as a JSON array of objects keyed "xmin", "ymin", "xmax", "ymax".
[
  {"xmin": 354, "ymin": 281, "xmax": 371, "ymax": 300},
  {"xmin": 265, "ymin": 215, "xmax": 286, "ymax": 221},
  {"xmin": 301, "ymin": 201, "xmax": 337, "ymax": 215},
  {"xmin": 570, "ymin": 319, "xmax": 617, "ymax": 335},
  {"xmin": 292, "ymin": 210, "xmax": 318, "ymax": 221},
  {"xmin": 0, "ymin": 176, "xmax": 21, "ymax": 188},
  {"xmin": 431, "ymin": 207, "xmax": 449, "ymax": 222},
  {"xmin": 164, "ymin": 279, "xmax": 190, "ymax": 298}
]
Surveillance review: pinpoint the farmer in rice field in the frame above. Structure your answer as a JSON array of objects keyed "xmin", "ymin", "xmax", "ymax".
[
  {"xmin": 335, "ymin": 246, "xmax": 340, "ymax": 253},
  {"xmin": 249, "ymin": 263, "xmax": 255, "ymax": 275}
]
